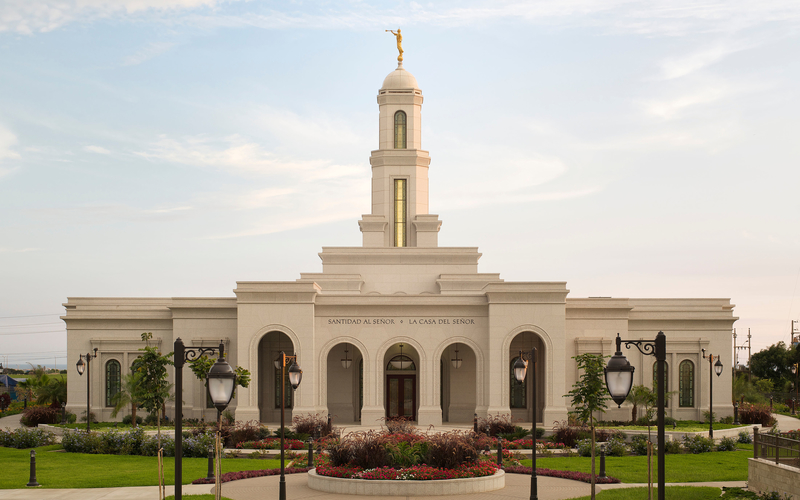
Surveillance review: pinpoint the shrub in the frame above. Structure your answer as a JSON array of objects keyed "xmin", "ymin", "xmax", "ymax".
[
  {"xmin": 143, "ymin": 413, "xmax": 158, "ymax": 426},
  {"xmin": 662, "ymin": 439, "xmax": 682, "ymax": 454},
  {"xmin": 80, "ymin": 411, "xmax": 99, "ymax": 423},
  {"xmin": 739, "ymin": 403, "xmax": 774, "ymax": 426},
  {"xmin": 663, "ymin": 416, "xmax": 677, "ymax": 427},
  {"xmin": 576, "ymin": 435, "xmax": 626, "ymax": 457},
  {"xmin": 498, "ymin": 425, "xmax": 530, "ymax": 441},
  {"xmin": 478, "ymin": 414, "xmax": 516, "ymax": 437},
  {"xmin": 628, "ymin": 435, "xmax": 650, "ymax": 456},
  {"xmin": 325, "ymin": 430, "xmax": 389, "ymax": 469},
  {"xmin": 552, "ymin": 420, "xmax": 584, "ymax": 448},
  {"xmin": 383, "ymin": 417, "xmax": 416, "ymax": 434},
  {"xmin": 702, "ymin": 411, "xmax": 716, "ymax": 424},
  {"xmin": 20, "ymin": 406, "xmax": 60, "ymax": 426},
  {"xmin": 122, "ymin": 414, "xmax": 143, "ymax": 425},
  {"xmin": 721, "ymin": 416, "xmax": 734, "ymax": 424},
  {"xmin": 0, "ymin": 427, "xmax": 57, "ymax": 448},
  {"xmin": 738, "ymin": 431, "xmax": 753, "ymax": 444},
  {"xmin": 62, "ymin": 430, "xmax": 104, "ymax": 453},
  {"xmin": 228, "ymin": 420, "xmax": 269, "ymax": 447},
  {"xmin": 425, "ymin": 431, "xmax": 478, "ymax": 469},
  {"xmin": 682, "ymin": 434, "xmax": 713, "ymax": 454},
  {"xmin": 293, "ymin": 413, "xmax": 336, "ymax": 438},
  {"xmin": 717, "ymin": 436, "xmax": 737, "ymax": 452}
]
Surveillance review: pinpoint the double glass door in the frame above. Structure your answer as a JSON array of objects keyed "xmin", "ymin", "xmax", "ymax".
[{"xmin": 386, "ymin": 375, "xmax": 416, "ymax": 420}]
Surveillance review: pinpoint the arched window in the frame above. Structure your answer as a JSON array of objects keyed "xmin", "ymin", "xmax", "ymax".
[
  {"xmin": 653, "ymin": 361, "xmax": 669, "ymax": 408},
  {"xmin": 679, "ymin": 360, "xmax": 694, "ymax": 407},
  {"xmin": 510, "ymin": 357, "xmax": 526, "ymax": 409},
  {"xmin": 105, "ymin": 360, "xmax": 121, "ymax": 407},
  {"xmin": 394, "ymin": 110, "xmax": 407, "ymax": 149}
]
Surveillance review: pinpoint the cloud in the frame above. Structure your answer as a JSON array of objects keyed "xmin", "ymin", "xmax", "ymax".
[
  {"xmin": 0, "ymin": 0, "xmax": 226, "ymax": 34},
  {"xmin": 5, "ymin": 0, "xmax": 800, "ymax": 36},
  {"xmin": 641, "ymin": 84, "xmax": 732, "ymax": 119},
  {"xmin": 658, "ymin": 40, "xmax": 754, "ymax": 80},
  {"xmin": 0, "ymin": 125, "xmax": 21, "ymax": 163},
  {"xmin": 123, "ymin": 41, "xmax": 177, "ymax": 66},
  {"xmin": 0, "ymin": 247, "xmax": 40, "ymax": 253},
  {"xmin": 83, "ymin": 145, "xmax": 111, "ymax": 154}
]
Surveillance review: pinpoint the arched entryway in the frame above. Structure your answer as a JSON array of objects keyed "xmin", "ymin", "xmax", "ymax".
[
  {"xmin": 384, "ymin": 343, "xmax": 419, "ymax": 420},
  {"xmin": 509, "ymin": 332, "xmax": 545, "ymax": 423},
  {"xmin": 326, "ymin": 342, "xmax": 364, "ymax": 424},
  {"xmin": 257, "ymin": 331, "xmax": 295, "ymax": 422},
  {"xmin": 440, "ymin": 342, "xmax": 476, "ymax": 423}
]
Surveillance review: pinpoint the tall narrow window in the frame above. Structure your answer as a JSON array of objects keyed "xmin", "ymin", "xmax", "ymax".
[
  {"xmin": 653, "ymin": 361, "xmax": 669, "ymax": 408},
  {"xmin": 394, "ymin": 179, "xmax": 407, "ymax": 247},
  {"xmin": 510, "ymin": 357, "xmax": 526, "ymax": 409},
  {"xmin": 394, "ymin": 110, "xmax": 407, "ymax": 149},
  {"xmin": 105, "ymin": 360, "xmax": 121, "ymax": 407},
  {"xmin": 679, "ymin": 360, "xmax": 694, "ymax": 407}
]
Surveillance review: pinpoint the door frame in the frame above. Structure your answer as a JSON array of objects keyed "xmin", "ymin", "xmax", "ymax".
[{"xmin": 385, "ymin": 374, "xmax": 417, "ymax": 421}]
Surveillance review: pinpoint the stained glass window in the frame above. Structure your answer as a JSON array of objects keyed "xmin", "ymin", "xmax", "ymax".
[
  {"xmin": 394, "ymin": 110, "xmax": 407, "ymax": 149},
  {"xmin": 679, "ymin": 360, "xmax": 694, "ymax": 407},
  {"xmin": 394, "ymin": 179, "xmax": 407, "ymax": 247},
  {"xmin": 105, "ymin": 360, "xmax": 121, "ymax": 407}
]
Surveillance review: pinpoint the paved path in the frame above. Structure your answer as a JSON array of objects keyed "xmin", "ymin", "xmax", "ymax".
[
  {"xmin": 0, "ymin": 413, "xmax": 23, "ymax": 430},
  {"xmin": 0, "ymin": 484, "xmax": 213, "ymax": 499},
  {"xmin": 771, "ymin": 412, "xmax": 800, "ymax": 431}
]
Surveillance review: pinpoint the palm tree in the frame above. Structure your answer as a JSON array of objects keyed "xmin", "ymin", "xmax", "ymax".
[
  {"xmin": 37, "ymin": 377, "xmax": 67, "ymax": 406},
  {"xmin": 625, "ymin": 385, "xmax": 656, "ymax": 424},
  {"xmin": 110, "ymin": 372, "xmax": 144, "ymax": 428}
]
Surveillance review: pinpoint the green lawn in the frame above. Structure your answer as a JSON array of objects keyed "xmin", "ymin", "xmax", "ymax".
[
  {"xmin": 0, "ymin": 445, "xmax": 286, "ymax": 489},
  {"xmin": 524, "ymin": 449, "xmax": 751, "ymax": 483},
  {"xmin": 596, "ymin": 422, "xmax": 750, "ymax": 432},
  {"xmin": 571, "ymin": 486, "xmax": 724, "ymax": 500}
]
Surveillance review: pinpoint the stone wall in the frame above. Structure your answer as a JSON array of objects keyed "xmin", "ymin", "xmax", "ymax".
[{"xmin": 748, "ymin": 458, "xmax": 800, "ymax": 498}]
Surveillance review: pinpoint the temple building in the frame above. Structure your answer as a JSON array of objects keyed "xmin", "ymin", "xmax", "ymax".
[{"xmin": 63, "ymin": 58, "xmax": 736, "ymax": 427}]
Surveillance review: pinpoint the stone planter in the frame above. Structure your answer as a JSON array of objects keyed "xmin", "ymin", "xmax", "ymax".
[{"xmin": 307, "ymin": 469, "xmax": 505, "ymax": 496}]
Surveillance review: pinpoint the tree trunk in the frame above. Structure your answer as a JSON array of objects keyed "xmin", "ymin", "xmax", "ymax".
[
  {"xmin": 632, "ymin": 404, "xmax": 638, "ymax": 424},
  {"xmin": 131, "ymin": 403, "xmax": 137, "ymax": 429},
  {"xmin": 590, "ymin": 424, "xmax": 596, "ymax": 499}
]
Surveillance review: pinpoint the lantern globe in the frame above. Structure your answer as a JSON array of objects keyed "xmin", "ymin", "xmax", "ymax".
[
  {"xmin": 288, "ymin": 361, "xmax": 303, "ymax": 389},
  {"xmin": 206, "ymin": 358, "xmax": 236, "ymax": 411},
  {"xmin": 604, "ymin": 352, "xmax": 635, "ymax": 407},
  {"xmin": 76, "ymin": 358, "xmax": 86, "ymax": 376},
  {"xmin": 513, "ymin": 357, "xmax": 527, "ymax": 383},
  {"xmin": 714, "ymin": 358, "xmax": 723, "ymax": 377}
]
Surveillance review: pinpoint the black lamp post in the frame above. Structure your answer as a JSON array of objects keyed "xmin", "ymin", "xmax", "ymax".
[
  {"xmin": 792, "ymin": 364, "xmax": 798, "ymax": 416},
  {"xmin": 605, "ymin": 332, "xmax": 666, "ymax": 500},
  {"xmin": 207, "ymin": 351, "xmax": 236, "ymax": 500},
  {"xmin": 173, "ymin": 338, "xmax": 233, "ymax": 500},
  {"xmin": 278, "ymin": 351, "xmax": 303, "ymax": 500},
  {"xmin": 76, "ymin": 348, "xmax": 98, "ymax": 432},
  {"xmin": 513, "ymin": 348, "xmax": 537, "ymax": 500},
  {"xmin": 701, "ymin": 349, "xmax": 723, "ymax": 438}
]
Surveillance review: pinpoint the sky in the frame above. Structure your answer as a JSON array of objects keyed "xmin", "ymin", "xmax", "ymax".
[{"xmin": 0, "ymin": 0, "xmax": 799, "ymax": 370}]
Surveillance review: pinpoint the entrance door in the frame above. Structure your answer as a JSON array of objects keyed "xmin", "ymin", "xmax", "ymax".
[{"xmin": 386, "ymin": 375, "xmax": 416, "ymax": 420}]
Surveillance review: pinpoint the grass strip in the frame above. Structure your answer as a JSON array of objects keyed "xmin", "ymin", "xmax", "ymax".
[
  {"xmin": 523, "ymin": 449, "xmax": 750, "ymax": 483},
  {"xmin": 0, "ymin": 445, "xmax": 285, "ymax": 489},
  {"xmin": 571, "ymin": 486, "xmax": 723, "ymax": 500}
]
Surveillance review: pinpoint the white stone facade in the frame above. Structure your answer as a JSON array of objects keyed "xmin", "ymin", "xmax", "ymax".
[{"xmin": 63, "ymin": 62, "xmax": 736, "ymax": 427}]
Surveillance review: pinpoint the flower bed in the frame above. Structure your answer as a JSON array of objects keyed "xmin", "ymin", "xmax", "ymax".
[
  {"xmin": 235, "ymin": 437, "xmax": 305, "ymax": 450},
  {"xmin": 504, "ymin": 466, "xmax": 620, "ymax": 484},
  {"xmin": 308, "ymin": 468, "xmax": 505, "ymax": 496},
  {"xmin": 316, "ymin": 462, "xmax": 498, "ymax": 480},
  {"xmin": 192, "ymin": 467, "xmax": 311, "ymax": 485}
]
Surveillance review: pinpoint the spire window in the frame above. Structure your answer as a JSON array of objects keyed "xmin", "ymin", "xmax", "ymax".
[
  {"xmin": 394, "ymin": 179, "xmax": 407, "ymax": 247},
  {"xmin": 394, "ymin": 111, "xmax": 407, "ymax": 149}
]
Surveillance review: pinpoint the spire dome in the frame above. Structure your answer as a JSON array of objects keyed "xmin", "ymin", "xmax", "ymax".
[{"xmin": 381, "ymin": 63, "xmax": 419, "ymax": 90}]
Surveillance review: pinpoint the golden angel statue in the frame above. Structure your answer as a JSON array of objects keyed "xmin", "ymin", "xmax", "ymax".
[{"xmin": 386, "ymin": 29, "xmax": 403, "ymax": 62}]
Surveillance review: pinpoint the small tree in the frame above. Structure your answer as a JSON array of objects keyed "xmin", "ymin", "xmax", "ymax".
[
  {"xmin": 37, "ymin": 377, "xmax": 67, "ymax": 406},
  {"xmin": 188, "ymin": 355, "xmax": 251, "ymax": 416},
  {"xmin": 110, "ymin": 371, "xmax": 145, "ymax": 428},
  {"xmin": 566, "ymin": 353, "xmax": 608, "ymax": 500},
  {"xmin": 132, "ymin": 332, "xmax": 174, "ymax": 500},
  {"xmin": 626, "ymin": 385, "xmax": 656, "ymax": 424}
]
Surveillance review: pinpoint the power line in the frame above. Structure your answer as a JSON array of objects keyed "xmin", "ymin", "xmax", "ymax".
[
  {"xmin": 0, "ymin": 330, "xmax": 66, "ymax": 336},
  {"xmin": 0, "ymin": 313, "xmax": 60, "ymax": 319},
  {"xmin": 0, "ymin": 322, "xmax": 62, "ymax": 328}
]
